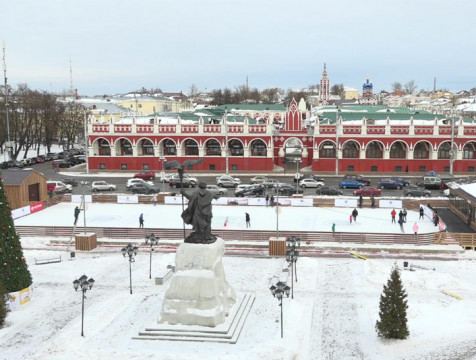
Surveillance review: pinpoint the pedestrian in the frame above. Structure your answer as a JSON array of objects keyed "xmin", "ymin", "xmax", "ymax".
[
  {"xmin": 398, "ymin": 210, "xmax": 403, "ymax": 222},
  {"xmin": 434, "ymin": 213, "xmax": 439, "ymax": 227},
  {"xmin": 352, "ymin": 208, "xmax": 358, "ymax": 222},
  {"xmin": 402, "ymin": 208, "xmax": 407, "ymax": 223},
  {"xmin": 270, "ymin": 195, "xmax": 274, "ymax": 207},
  {"xmin": 74, "ymin": 206, "xmax": 80, "ymax": 225},
  {"xmin": 139, "ymin": 213, "xmax": 144, "ymax": 228},
  {"xmin": 405, "ymin": 165, "xmax": 409, "ymax": 173},
  {"xmin": 265, "ymin": 194, "xmax": 269, "ymax": 207},
  {"xmin": 245, "ymin": 212, "xmax": 250, "ymax": 228},
  {"xmin": 398, "ymin": 217, "xmax": 405, "ymax": 233},
  {"xmin": 359, "ymin": 194, "xmax": 363, "ymax": 208},
  {"xmin": 419, "ymin": 206, "xmax": 424, "ymax": 220},
  {"xmin": 152, "ymin": 194, "xmax": 157, "ymax": 206},
  {"xmin": 391, "ymin": 209, "xmax": 396, "ymax": 223},
  {"xmin": 332, "ymin": 223, "xmax": 335, "ymax": 236},
  {"xmin": 371, "ymin": 194, "xmax": 375, "ymax": 209},
  {"xmin": 413, "ymin": 222, "xmax": 419, "ymax": 235},
  {"xmin": 349, "ymin": 214, "xmax": 353, "ymax": 224}
]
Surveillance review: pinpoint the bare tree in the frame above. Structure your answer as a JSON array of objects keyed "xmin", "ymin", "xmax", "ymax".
[
  {"xmin": 261, "ymin": 88, "xmax": 280, "ymax": 103},
  {"xmin": 330, "ymin": 84, "xmax": 344, "ymax": 98},
  {"xmin": 189, "ymin": 84, "xmax": 198, "ymax": 99},
  {"xmin": 391, "ymin": 82, "xmax": 403, "ymax": 92},
  {"xmin": 404, "ymin": 80, "xmax": 417, "ymax": 94}
]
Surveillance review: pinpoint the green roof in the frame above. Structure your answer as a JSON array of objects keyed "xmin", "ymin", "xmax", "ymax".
[
  {"xmin": 215, "ymin": 104, "xmax": 286, "ymax": 111},
  {"xmin": 318, "ymin": 111, "xmax": 445, "ymax": 124}
]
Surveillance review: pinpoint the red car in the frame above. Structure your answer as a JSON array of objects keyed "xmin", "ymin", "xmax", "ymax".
[
  {"xmin": 353, "ymin": 186, "xmax": 381, "ymax": 196},
  {"xmin": 133, "ymin": 170, "xmax": 155, "ymax": 180},
  {"xmin": 35, "ymin": 156, "xmax": 45, "ymax": 163}
]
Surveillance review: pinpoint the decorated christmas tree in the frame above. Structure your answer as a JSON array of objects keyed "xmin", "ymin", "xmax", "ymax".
[
  {"xmin": 0, "ymin": 174, "xmax": 32, "ymax": 292},
  {"xmin": 375, "ymin": 265, "xmax": 409, "ymax": 339}
]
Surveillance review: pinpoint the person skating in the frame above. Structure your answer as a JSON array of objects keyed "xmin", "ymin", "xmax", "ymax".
[
  {"xmin": 349, "ymin": 214, "xmax": 353, "ymax": 224},
  {"xmin": 332, "ymin": 223, "xmax": 335, "ymax": 236},
  {"xmin": 413, "ymin": 222, "xmax": 419, "ymax": 235},
  {"xmin": 359, "ymin": 194, "xmax": 363, "ymax": 208},
  {"xmin": 402, "ymin": 208, "xmax": 407, "ymax": 223},
  {"xmin": 74, "ymin": 206, "xmax": 80, "ymax": 225},
  {"xmin": 139, "ymin": 213, "xmax": 144, "ymax": 228},
  {"xmin": 398, "ymin": 210, "xmax": 404, "ymax": 222},
  {"xmin": 398, "ymin": 217, "xmax": 405, "ymax": 233},
  {"xmin": 419, "ymin": 206, "xmax": 424, "ymax": 220},
  {"xmin": 152, "ymin": 194, "xmax": 157, "ymax": 206},
  {"xmin": 265, "ymin": 194, "xmax": 269, "ymax": 207},
  {"xmin": 371, "ymin": 194, "xmax": 375, "ymax": 209},
  {"xmin": 433, "ymin": 212, "xmax": 439, "ymax": 227},
  {"xmin": 352, "ymin": 208, "xmax": 358, "ymax": 222},
  {"xmin": 391, "ymin": 209, "xmax": 396, "ymax": 223},
  {"xmin": 270, "ymin": 195, "xmax": 274, "ymax": 207},
  {"xmin": 245, "ymin": 212, "xmax": 250, "ymax": 228}
]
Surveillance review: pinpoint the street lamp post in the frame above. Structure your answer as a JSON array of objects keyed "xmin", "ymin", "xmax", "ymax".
[
  {"xmin": 73, "ymin": 275, "xmax": 95, "ymax": 337},
  {"xmin": 449, "ymin": 110, "xmax": 456, "ymax": 176},
  {"xmin": 269, "ymin": 281, "xmax": 290, "ymax": 338},
  {"xmin": 335, "ymin": 105, "xmax": 340, "ymax": 176},
  {"xmin": 294, "ymin": 159, "xmax": 301, "ymax": 193},
  {"xmin": 145, "ymin": 233, "xmax": 159, "ymax": 279},
  {"xmin": 121, "ymin": 243, "xmax": 138, "ymax": 294},
  {"xmin": 2, "ymin": 42, "xmax": 12, "ymax": 161},
  {"xmin": 159, "ymin": 156, "xmax": 167, "ymax": 190},
  {"xmin": 285, "ymin": 236, "xmax": 301, "ymax": 299},
  {"xmin": 275, "ymin": 184, "xmax": 281, "ymax": 238},
  {"xmin": 224, "ymin": 106, "xmax": 229, "ymax": 175}
]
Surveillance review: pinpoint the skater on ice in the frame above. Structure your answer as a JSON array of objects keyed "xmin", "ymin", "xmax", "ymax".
[
  {"xmin": 245, "ymin": 212, "xmax": 250, "ymax": 228},
  {"xmin": 139, "ymin": 213, "xmax": 144, "ymax": 228},
  {"xmin": 352, "ymin": 208, "xmax": 358, "ymax": 222},
  {"xmin": 391, "ymin": 209, "xmax": 397, "ymax": 223}
]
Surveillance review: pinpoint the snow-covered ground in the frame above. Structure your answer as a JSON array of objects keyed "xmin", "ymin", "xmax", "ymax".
[
  {"xmin": 1, "ymin": 250, "xmax": 476, "ymax": 360},
  {"xmin": 14, "ymin": 202, "xmax": 438, "ymax": 234}
]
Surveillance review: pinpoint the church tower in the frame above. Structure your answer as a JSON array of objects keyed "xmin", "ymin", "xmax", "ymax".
[{"xmin": 318, "ymin": 63, "xmax": 330, "ymax": 103}]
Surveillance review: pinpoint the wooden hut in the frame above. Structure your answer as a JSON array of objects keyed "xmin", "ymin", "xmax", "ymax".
[{"xmin": 2, "ymin": 169, "xmax": 48, "ymax": 210}]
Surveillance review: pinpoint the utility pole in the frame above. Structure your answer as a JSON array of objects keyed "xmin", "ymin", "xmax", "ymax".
[
  {"xmin": 450, "ymin": 108, "xmax": 455, "ymax": 176},
  {"xmin": 84, "ymin": 110, "xmax": 89, "ymax": 175},
  {"xmin": 335, "ymin": 105, "xmax": 339, "ymax": 175},
  {"xmin": 224, "ymin": 106, "xmax": 229, "ymax": 175},
  {"xmin": 2, "ymin": 41, "xmax": 12, "ymax": 161}
]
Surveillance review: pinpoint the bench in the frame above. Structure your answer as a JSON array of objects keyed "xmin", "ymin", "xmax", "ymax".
[
  {"xmin": 155, "ymin": 265, "xmax": 175, "ymax": 285},
  {"xmin": 35, "ymin": 256, "xmax": 62, "ymax": 265}
]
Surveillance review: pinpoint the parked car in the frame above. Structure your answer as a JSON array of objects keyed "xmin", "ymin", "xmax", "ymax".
[
  {"xmin": 43, "ymin": 154, "xmax": 53, "ymax": 161},
  {"xmin": 158, "ymin": 173, "xmax": 174, "ymax": 182},
  {"xmin": 133, "ymin": 170, "xmax": 156, "ymax": 180},
  {"xmin": 417, "ymin": 176, "xmax": 443, "ymax": 189},
  {"xmin": 169, "ymin": 174, "xmax": 198, "ymax": 188},
  {"xmin": 235, "ymin": 184, "xmax": 252, "ymax": 194},
  {"xmin": 216, "ymin": 175, "xmax": 241, "ymax": 188},
  {"xmin": 1, "ymin": 160, "xmax": 24, "ymax": 169},
  {"xmin": 293, "ymin": 174, "xmax": 325, "ymax": 183},
  {"xmin": 235, "ymin": 184, "xmax": 265, "ymax": 197},
  {"xmin": 316, "ymin": 186, "xmax": 343, "ymax": 196},
  {"xmin": 74, "ymin": 155, "xmax": 86, "ymax": 163},
  {"xmin": 48, "ymin": 152, "xmax": 60, "ymax": 160},
  {"xmin": 46, "ymin": 181, "xmax": 72, "ymax": 193},
  {"xmin": 126, "ymin": 178, "xmax": 154, "ymax": 188},
  {"xmin": 53, "ymin": 159, "xmax": 72, "ymax": 168},
  {"xmin": 277, "ymin": 184, "xmax": 303, "ymax": 196},
  {"xmin": 343, "ymin": 174, "xmax": 371, "ymax": 186},
  {"xmin": 34, "ymin": 156, "xmax": 45, "ymax": 163},
  {"xmin": 250, "ymin": 175, "xmax": 269, "ymax": 184},
  {"xmin": 378, "ymin": 178, "xmax": 405, "ymax": 190},
  {"xmin": 262, "ymin": 179, "xmax": 281, "ymax": 188},
  {"xmin": 205, "ymin": 185, "xmax": 228, "ymax": 196},
  {"xmin": 61, "ymin": 178, "xmax": 79, "ymax": 187},
  {"xmin": 390, "ymin": 177, "xmax": 410, "ymax": 186},
  {"xmin": 339, "ymin": 179, "xmax": 365, "ymax": 189},
  {"xmin": 131, "ymin": 183, "xmax": 161, "ymax": 194},
  {"xmin": 299, "ymin": 178, "xmax": 325, "ymax": 188},
  {"xmin": 403, "ymin": 186, "xmax": 431, "ymax": 197},
  {"xmin": 91, "ymin": 181, "xmax": 116, "ymax": 192},
  {"xmin": 353, "ymin": 186, "xmax": 381, "ymax": 196}
]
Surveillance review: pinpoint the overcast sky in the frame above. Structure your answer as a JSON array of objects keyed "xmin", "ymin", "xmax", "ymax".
[{"xmin": 1, "ymin": 0, "xmax": 475, "ymax": 95}]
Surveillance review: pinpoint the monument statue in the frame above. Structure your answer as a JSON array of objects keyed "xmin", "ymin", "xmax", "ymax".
[{"xmin": 181, "ymin": 182, "xmax": 220, "ymax": 244}]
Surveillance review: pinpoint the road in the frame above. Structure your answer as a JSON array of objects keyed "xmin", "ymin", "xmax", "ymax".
[{"xmin": 29, "ymin": 160, "xmax": 454, "ymax": 198}]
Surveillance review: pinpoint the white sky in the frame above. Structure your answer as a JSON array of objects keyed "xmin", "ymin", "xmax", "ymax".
[{"xmin": 1, "ymin": 0, "xmax": 475, "ymax": 95}]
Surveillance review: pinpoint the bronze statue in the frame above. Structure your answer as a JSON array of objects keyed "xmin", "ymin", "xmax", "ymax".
[{"xmin": 181, "ymin": 182, "xmax": 220, "ymax": 244}]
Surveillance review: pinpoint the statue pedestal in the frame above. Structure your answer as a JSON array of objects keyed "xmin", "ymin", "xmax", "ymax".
[{"xmin": 159, "ymin": 237, "xmax": 236, "ymax": 327}]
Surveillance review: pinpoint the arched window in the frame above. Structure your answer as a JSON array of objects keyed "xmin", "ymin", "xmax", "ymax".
[
  {"xmin": 139, "ymin": 139, "xmax": 154, "ymax": 156},
  {"xmin": 163, "ymin": 139, "xmax": 176, "ymax": 156},
  {"xmin": 319, "ymin": 141, "xmax": 336, "ymax": 158},
  {"xmin": 250, "ymin": 139, "xmax": 267, "ymax": 156},
  {"xmin": 183, "ymin": 139, "xmax": 198, "ymax": 156},
  {"xmin": 464, "ymin": 143, "xmax": 476, "ymax": 159},
  {"xmin": 97, "ymin": 138, "xmax": 110, "ymax": 156},
  {"xmin": 205, "ymin": 139, "xmax": 221, "ymax": 156},
  {"xmin": 438, "ymin": 142, "xmax": 451, "ymax": 159},
  {"xmin": 117, "ymin": 139, "xmax": 132, "ymax": 156},
  {"xmin": 366, "ymin": 141, "xmax": 383, "ymax": 158},
  {"xmin": 414, "ymin": 142, "xmax": 430, "ymax": 159},
  {"xmin": 390, "ymin": 142, "xmax": 406, "ymax": 159},
  {"xmin": 228, "ymin": 139, "xmax": 244, "ymax": 156},
  {"xmin": 342, "ymin": 141, "xmax": 360, "ymax": 158}
]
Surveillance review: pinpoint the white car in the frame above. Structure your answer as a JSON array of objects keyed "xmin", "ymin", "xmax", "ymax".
[
  {"xmin": 126, "ymin": 178, "xmax": 154, "ymax": 188},
  {"xmin": 250, "ymin": 175, "xmax": 269, "ymax": 184},
  {"xmin": 205, "ymin": 185, "xmax": 228, "ymax": 196},
  {"xmin": 216, "ymin": 175, "xmax": 241, "ymax": 188},
  {"xmin": 158, "ymin": 173, "xmax": 174, "ymax": 182},
  {"xmin": 169, "ymin": 173, "xmax": 198, "ymax": 186},
  {"xmin": 91, "ymin": 181, "xmax": 116, "ymax": 192},
  {"xmin": 234, "ymin": 184, "xmax": 252, "ymax": 194},
  {"xmin": 299, "ymin": 178, "xmax": 325, "ymax": 188},
  {"xmin": 46, "ymin": 181, "xmax": 72, "ymax": 193}
]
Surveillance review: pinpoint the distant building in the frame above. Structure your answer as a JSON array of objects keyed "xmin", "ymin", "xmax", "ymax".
[
  {"xmin": 359, "ymin": 77, "xmax": 378, "ymax": 105},
  {"xmin": 318, "ymin": 63, "xmax": 330, "ymax": 104},
  {"xmin": 344, "ymin": 86, "xmax": 359, "ymax": 100}
]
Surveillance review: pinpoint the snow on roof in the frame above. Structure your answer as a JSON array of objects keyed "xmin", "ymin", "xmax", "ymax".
[{"xmin": 458, "ymin": 182, "xmax": 476, "ymax": 198}]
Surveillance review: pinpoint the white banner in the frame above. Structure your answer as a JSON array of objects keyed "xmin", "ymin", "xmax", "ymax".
[
  {"xmin": 379, "ymin": 199, "xmax": 403, "ymax": 208},
  {"xmin": 334, "ymin": 198, "xmax": 358, "ymax": 207},
  {"xmin": 164, "ymin": 196, "xmax": 189, "ymax": 205},
  {"xmin": 71, "ymin": 195, "xmax": 92, "ymax": 203},
  {"xmin": 117, "ymin": 195, "xmax": 139, "ymax": 204},
  {"xmin": 12, "ymin": 205, "xmax": 31, "ymax": 219},
  {"xmin": 248, "ymin": 198, "xmax": 267, "ymax": 206},
  {"xmin": 212, "ymin": 197, "xmax": 228, "ymax": 205},
  {"xmin": 7, "ymin": 286, "xmax": 33, "ymax": 309},
  {"xmin": 290, "ymin": 198, "xmax": 313, "ymax": 207},
  {"xmin": 275, "ymin": 198, "xmax": 292, "ymax": 206},
  {"xmin": 227, "ymin": 198, "xmax": 248, "ymax": 205}
]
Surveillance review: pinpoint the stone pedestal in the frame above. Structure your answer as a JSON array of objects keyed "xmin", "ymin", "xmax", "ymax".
[{"xmin": 159, "ymin": 238, "xmax": 236, "ymax": 327}]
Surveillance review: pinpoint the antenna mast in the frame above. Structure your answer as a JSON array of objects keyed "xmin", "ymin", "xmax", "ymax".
[{"xmin": 2, "ymin": 41, "xmax": 12, "ymax": 160}]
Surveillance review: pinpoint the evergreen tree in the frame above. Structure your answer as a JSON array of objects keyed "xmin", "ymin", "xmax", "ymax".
[
  {"xmin": 0, "ymin": 281, "xmax": 9, "ymax": 327},
  {"xmin": 375, "ymin": 265, "xmax": 409, "ymax": 339},
  {"xmin": 0, "ymin": 174, "xmax": 32, "ymax": 292}
]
